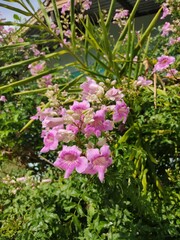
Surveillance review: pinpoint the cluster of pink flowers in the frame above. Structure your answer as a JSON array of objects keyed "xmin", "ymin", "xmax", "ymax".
[
  {"xmin": 0, "ymin": 15, "xmax": 14, "ymax": 43},
  {"xmin": 61, "ymin": 0, "xmax": 92, "ymax": 14},
  {"xmin": 154, "ymin": 2, "xmax": 178, "ymax": 80},
  {"xmin": 113, "ymin": 9, "xmax": 129, "ymax": 27},
  {"xmin": 113, "ymin": 9, "xmax": 129, "ymax": 21},
  {"xmin": 33, "ymin": 77, "xmax": 129, "ymax": 182},
  {"xmin": 168, "ymin": 37, "xmax": 180, "ymax": 46},
  {"xmin": 28, "ymin": 61, "xmax": 46, "ymax": 76},
  {"xmin": 29, "ymin": 44, "xmax": 45, "ymax": 57},
  {"xmin": 28, "ymin": 61, "xmax": 53, "ymax": 87}
]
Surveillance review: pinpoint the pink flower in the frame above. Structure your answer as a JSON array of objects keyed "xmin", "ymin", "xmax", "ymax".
[
  {"xmin": 134, "ymin": 76, "xmax": 152, "ymax": 87},
  {"xmin": 153, "ymin": 55, "xmax": 175, "ymax": 72},
  {"xmin": 105, "ymin": 87, "xmax": 124, "ymax": 101},
  {"xmin": 70, "ymin": 100, "xmax": 90, "ymax": 113},
  {"xmin": 54, "ymin": 145, "xmax": 88, "ymax": 178},
  {"xmin": 114, "ymin": 9, "xmax": 129, "ymax": 21},
  {"xmin": 60, "ymin": 38, "xmax": 70, "ymax": 48},
  {"xmin": 28, "ymin": 62, "xmax": 45, "ymax": 75},
  {"xmin": 64, "ymin": 29, "xmax": 72, "ymax": 38},
  {"xmin": 82, "ymin": 0, "xmax": 92, "ymax": 10},
  {"xmin": 56, "ymin": 28, "xmax": 60, "ymax": 35},
  {"xmin": 161, "ymin": 22, "xmax": 172, "ymax": 36},
  {"xmin": 51, "ymin": 23, "xmax": 56, "ymax": 29},
  {"xmin": 84, "ymin": 109, "xmax": 113, "ymax": 137},
  {"xmin": 0, "ymin": 95, "xmax": 7, "ymax": 102},
  {"xmin": 30, "ymin": 44, "xmax": 43, "ymax": 56},
  {"xmin": 113, "ymin": 101, "xmax": 129, "ymax": 123},
  {"xmin": 80, "ymin": 77, "xmax": 104, "ymax": 102},
  {"xmin": 168, "ymin": 37, "xmax": 177, "ymax": 45},
  {"xmin": 166, "ymin": 69, "xmax": 178, "ymax": 78},
  {"xmin": 169, "ymin": 37, "xmax": 180, "ymax": 46},
  {"xmin": 83, "ymin": 145, "xmax": 112, "ymax": 182},
  {"xmin": 16, "ymin": 177, "xmax": 29, "ymax": 182},
  {"xmin": 61, "ymin": 1, "xmax": 70, "ymax": 14},
  {"xmin": 66, "ymin": 123, "xmax": 79, "ymax": 134},
  {"xmin": 31, "ymin": 107, "xmax": 55, "ymax": 121},
  {"xmin": 42, "ymin": 74, "xmax": 53, "ymax": 86},
  {"xmin": 161, "ymin": 3, "xmax": 171, "ymax": 19},
  {"xmin": 42, "ymin": 116, "xmax": 64, "ymax": 128},
  {"xmin": 40, "ymin": 130, "xmax": 59, "ymax": 153},
  {"xmin": 57, "ymin": 129, "xmax": 75, "ymax": 143},
  {"xmin": 7, "ymin": 27, "xmax": 14, "ymax": 33}
]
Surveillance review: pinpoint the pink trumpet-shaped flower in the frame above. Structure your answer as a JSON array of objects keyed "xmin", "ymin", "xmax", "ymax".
[
  {"xmin": 134, "ymin": 76, "xmax": 152, "ymax": 87},
  {"xmin": 54, "ymin": 145, "xmax": 88, "ymax": 178},
  {"xmin": 166, "ymin": 69, "xmax": 178, "ymax": 78},
  {"xmin": 40, "ymin": 130, "xmax": 59, "ymax": 153},
  {"xmin": 83, "ymin": 145, "xmax": 112, "ymax": 182},
  {"xmin": 61, "ymin": 1, "xmax": 70, "ymax": 14},
  {"xmin": 105, "ymin": 87, "xmax": 124, "ymax": 101},
  {"xmin": 70, "ymin": 100, "xmax": 90, "ymax": 113},
  {"xmin": 161, "ymin": 22, "xmax": 172, "ymax": 36},
  {"xmin": 113, "ymin": 101, "xmax": 129, "ymax": 123},
  {"xmin": 161, "ymin": 3, "xmax": 171, "ymax": 20},
  {"xmin": 80, "ymin": 77, "xmax": 104, "ymax": 102},
  {"xmin": 82, "ymin": 0, "xmax": 92, "ymax": 10},
  {"xmin": 84, "ymin": 109, "xmax": 113, "ymax": 137},
  {"xmin": 153, "ymin": 55, "xmax": 175, "ymax": 72},
  {"xmin": 28, "ymin": 62, "xmax": 45, "ymax": 75}
]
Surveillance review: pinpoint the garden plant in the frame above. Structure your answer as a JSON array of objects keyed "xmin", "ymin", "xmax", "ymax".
[{"xmin": 0, "ymin": 0, "xmax": 180, "ymax": 239}]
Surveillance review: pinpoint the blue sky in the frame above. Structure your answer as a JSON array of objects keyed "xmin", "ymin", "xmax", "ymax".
[{"xmin": 0, "ymin": 0, "xmax": 40, "ymax": 21}]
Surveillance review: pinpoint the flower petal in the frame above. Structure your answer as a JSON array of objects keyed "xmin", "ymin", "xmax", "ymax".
[
  {"xmin": 87, "ymin": 148, "xmax": 99, "ymax": 162},
  {"xmin": 76, "ymin": 157, "xmax": 88, "ymax": 173}
]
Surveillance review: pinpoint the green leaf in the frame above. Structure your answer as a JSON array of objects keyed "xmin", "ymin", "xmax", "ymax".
[
  {"xmin": 0, "ymin": 50, "xmax": 69, "ymax": 72},
  {"xmin": 73, "ymin": 215, "xmax": 81, "ymax": 231},
  {"xmin": 26, "ymin": 0, "xmax": 36, "ymax": 12},
  {"xmin": 51, "ymin": 0, "xmax": 63, "ymax": 39},
  {"xmin": 118, "ymin": 124, "xmax": 138, "ymax": 144},
  {"xmin": 105, "ymin": 0, "xmax": 116, "ymax": 29},
  {"xmin": 13, "ymin": 14, "xmax": 21, "ymax": 21},
  {"xmin": 0, "ymin": 3, "xmax": 32, "ymax": 16},
  {"xmin": 142, "ymin": 169, "xmax": 148, "ymax": 194},
  {"xmin": 148, "ymin": 86, "xmax": 167, "ymax": 96},
  {"xmin": 37, "ymin": 0, "xmax": 51, "ymax": 28},
  {"xmin": 13, "ymin": 88, "xmax": 47, "ymax": 96},
  {"xmin": 70, "ymin": 0, "xmax": 75, "ymax": 48},
  {"xmin": 80, "ymin": 19, "xmax": 104, "ymax": 52}
]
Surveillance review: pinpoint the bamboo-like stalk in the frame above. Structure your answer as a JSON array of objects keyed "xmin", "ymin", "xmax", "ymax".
[
  {"xmin": 51, "ymin": 0, "xmax": 64, "ymax": 40},
  {"xmin": 105, "ymin": 0, "xmax": 116, "ymax": 29},
  {"xmin": 70, "ymin": 0, "xmax": 75, "ymax": 49},
  {"xmin": 153, "ymin": 73, "xmax": 157, "ymax": 109}
]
